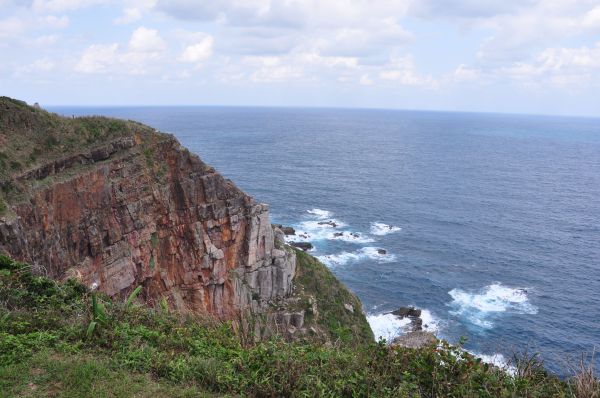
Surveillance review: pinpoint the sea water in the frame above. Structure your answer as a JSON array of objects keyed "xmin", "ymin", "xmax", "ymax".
[{"xmin": 51, "ymin": 106, "xmax": 600, "ymax": 376}]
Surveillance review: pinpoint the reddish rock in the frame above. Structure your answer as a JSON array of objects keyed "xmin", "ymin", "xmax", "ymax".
[{"xmin": 0, "ymin": 135, "xmax": 295, "ymax": 319}]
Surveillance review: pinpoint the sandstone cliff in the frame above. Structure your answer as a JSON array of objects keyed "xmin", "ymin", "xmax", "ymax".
[
  {"xmin": 0, "ymin": 97, "xmax": 294, "ymax": 319},
  {"xmin": 0, "ymin": 97, "xmax": 373, "ymax": 344}
]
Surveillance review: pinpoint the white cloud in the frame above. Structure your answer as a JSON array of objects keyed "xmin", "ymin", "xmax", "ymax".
[
  {"xmin": 114, "ymin": 8, "xmax": 142, "ymax": 24},
  {"xmin": 0, "ymin": 16, "xmax": 25, "ymax": 41},
  {"xmin": 15, "ymin": 57, "xmax": 55, "ymax": 75},
  {"xmin": 129, "ymin": 27, "xmax": 166, "ymax": 52},
  {"xmin": 33, "ymin": 34, "xmax": 59, "ymax": 46},
  {"xmin": 379, "ymin": 55, "xmax": 437, "ymax": 87},
  {"xmin": 453, "ymin": 64, "xmax": 481, "ymax": 82},
  {"xmin": 31, "ymin": 0, "xmax": 108, "ymax": 13},
  {"xmin": 582, "ymin": 6, "xmax": 600, "ymax": 29},
  {"xmin": 179, "ymin": 35, "xmax": 214, "ymax": 63},
  {"xmin": 75, "ymin": 43, "xmax": 119, "ymax": 74},
  {"xmin": 40, "ymin": 14, "xmax": 69, "ymax": 29},
  {"xmin": 359, "ymin": 74, "xmax": 373, "ymax": 85}
]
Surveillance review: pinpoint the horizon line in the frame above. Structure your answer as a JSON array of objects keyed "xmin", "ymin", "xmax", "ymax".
[{"xmin": 43, "ymin": 103, "xmax": 600, "ymax": 120}]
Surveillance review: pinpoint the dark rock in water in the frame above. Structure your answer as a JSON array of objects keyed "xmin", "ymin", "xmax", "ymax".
[
  {"xmin": 281, "ymin": 226, "xmax": 296, "ymax": 235},
  {"xmin": 377, "ymin": 248, "xmax": 387, "ymax": 255},
  {"xmin": 392, "ymin": 307, "xmax": 421, "ymax": 318},
  {"xmin": 392, "ymin": 331, "xmax": 436, "ymax": 349},
  {"xmin": 290, "ymin": 242, "xmax": 313, "ymax": 251},
  {"xmin": 333, "ymin": 232, "xmax": 344, "ymax": 237},
  {"xmin": 317, "ymin": 220, "xmax": 338, "ymax": 228},
  {"xmin": 351, "ymin": 233, "xmax": 359, "ymax": 237},
  {"xmin": 411, "ymin": 317, "xmax": 423, "ymax": 331}
]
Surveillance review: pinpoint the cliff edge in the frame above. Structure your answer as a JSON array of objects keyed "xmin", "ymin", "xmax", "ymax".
[{"xmin": 0, "ymin": 97, "xmax": 371, "ymax": 344}]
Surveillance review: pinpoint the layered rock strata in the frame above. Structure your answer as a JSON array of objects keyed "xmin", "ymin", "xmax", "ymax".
[{"xmin": 0, "ymin": 130, "xmax": 295, "ymax": 319}]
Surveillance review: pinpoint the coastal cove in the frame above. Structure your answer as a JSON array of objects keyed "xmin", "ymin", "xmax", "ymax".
[{"xmin": 49, "ymin": 105, "xmax": 600, "ymax": 376}]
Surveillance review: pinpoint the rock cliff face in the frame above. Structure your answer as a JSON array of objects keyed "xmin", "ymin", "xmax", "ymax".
[{"xmin": 0, "ymin": 99, "xmax": 295, "ymax": 319}]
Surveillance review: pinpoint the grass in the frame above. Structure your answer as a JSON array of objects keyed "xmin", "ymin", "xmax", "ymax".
[
  {"xmin": 291, "ymin": 248, "xmax": 374, "ymax": 345},
  {"xmin": 0, "ymin": 96, "xmax": 160, "ymax": 206},
  {"xmin": 1, "ymin": 253, "xmax": 596, "ymax": 397},
  {"xmin": 0, "ymin": 351, "xmax": 211, "ymax": 398}
]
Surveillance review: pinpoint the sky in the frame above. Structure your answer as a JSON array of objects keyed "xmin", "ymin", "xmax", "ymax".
[{"xmin": 1, "ymin": 0, "xmax": 600, "ymax": 116}]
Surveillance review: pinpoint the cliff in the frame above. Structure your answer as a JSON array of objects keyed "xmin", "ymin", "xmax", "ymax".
[{"xmin": 0, "ymin": 97, "xmax": 371, "ymax": 344}]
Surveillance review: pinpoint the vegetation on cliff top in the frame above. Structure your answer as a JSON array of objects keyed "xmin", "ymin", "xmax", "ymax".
[
  {"xmin": 2, "ymin": 253, "xmax": 596, "ymax": 397},
  {"xmin": 287, "ymin": 248, "xmax": 374, "ymax": 345},
  {"xmin": 0, "ymin": 97, "xmax": 158, "ymax": 208}
]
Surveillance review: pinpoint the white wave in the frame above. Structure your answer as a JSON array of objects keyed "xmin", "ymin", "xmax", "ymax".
[
  {"xmin": 370, "ymin": 222, "xmax": 402, "ymax": 236},
  {"xmin": 420, "ymin": 309, "xmax": 441, "ymax": 333},
  {"xmin": 368, "ymin": 308, "xmax": 442, "ymax": 341},
  {"xmin": 471, "ymin": 352, "xmax": 516, "ymax": 375},
  {"xmin": 307, "ymin": 208, "xmax": 332, "ymax": 219},
  {"xmin": 317, "ymin": 247, "xmax": 396, "ymax": 267},
  {"xmin": 286, "ymin": 219, "xmax": 376, "ymax": 245},
  {"xmin": 367, "ymin": 313, "xmax": 411, "ymax": 341},
  {"xmin": 449, "ymin": 283, "xmax": 537, "ymax": 329},
  {"xmin": 328, "ymin": 231, "xmax": 375, "ymax": 244}
]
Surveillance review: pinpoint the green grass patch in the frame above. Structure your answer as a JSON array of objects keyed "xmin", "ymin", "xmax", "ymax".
[{"xmin": 0, "ymin": 253, "xmax": 594, "ymax": 397}]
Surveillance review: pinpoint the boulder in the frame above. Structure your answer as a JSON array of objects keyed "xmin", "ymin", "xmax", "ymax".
[
  {"xmin": 281, "ymin": 226, "xmax": 296, "ymax": 235},
  {"xmin": 392, "ymin": 307, "xmax": 421, "ymax": 318},
  {"xmin": 290, "ymin": 242, "xmax": 313, "ymax": 251},
  {"xmin": 377, "ymin": 248, "xmax": 387, "ymax": 255},
  {"xmin": 392, "ymin": 331, "xmax": 436, "ymax": 349}
]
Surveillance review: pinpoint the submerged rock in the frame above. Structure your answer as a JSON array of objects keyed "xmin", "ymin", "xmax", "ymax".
[{"xmin": 377, "ymin": 248, "xmax": 387, "ymax": 255}]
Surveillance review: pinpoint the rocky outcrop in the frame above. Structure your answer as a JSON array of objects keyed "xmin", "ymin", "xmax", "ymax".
[
  {"xmin": 0, "ymin": 124, "xmax": 295, "ymax": 319},
  {"xmin": 0, "ymin": 98, "xmax": 374, "ymax": 346}
]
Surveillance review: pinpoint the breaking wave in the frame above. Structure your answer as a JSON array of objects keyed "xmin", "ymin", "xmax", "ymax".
[
  {"xmin": 370, "ymin": 222, "xmax": 402, "ymax": 236},
  {"xmin": 449, "ymin": 283, "xmax": 537, "ymax": 329},
  {"xmin": 367, "ymin": 308, "xmax": 442, "ymax": 341},
  {"xmin": 306, "ymin": 208, "xmax": 332, "ymax": 219},
  {"xmin": 317, "ymin": 247, "xmax": 396, "ymax": 267}
]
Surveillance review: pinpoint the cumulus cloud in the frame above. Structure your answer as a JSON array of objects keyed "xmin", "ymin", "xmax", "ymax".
[
  {"xmin": 128, "ymin": 27, "xmax": 166, "ymax": 52},
  {"xmin": 179, "ymin": 34, "xmax": 214, "ymax": 64},
  {"xmin": 75, "ymin": 28, "xmax": 166, "ymax": 75},
  {"xmin": 75, "ymin": 43, "xmax": 119, "ymax": 74}
]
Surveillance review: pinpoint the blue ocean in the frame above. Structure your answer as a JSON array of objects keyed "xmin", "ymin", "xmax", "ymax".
[{"xmin": 51, "ymin": 106, "xmax": 600, "ymax": 376}]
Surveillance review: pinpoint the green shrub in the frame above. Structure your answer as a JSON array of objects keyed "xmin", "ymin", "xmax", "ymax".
[{"xmin": 0, "ymin": 253, "xmax": 594, "ymax": 397}]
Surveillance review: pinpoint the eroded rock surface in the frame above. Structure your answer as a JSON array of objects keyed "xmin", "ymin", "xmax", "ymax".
[{"xmin": 0, "ymin": 132, "xmax": 295, "ymax": 319}]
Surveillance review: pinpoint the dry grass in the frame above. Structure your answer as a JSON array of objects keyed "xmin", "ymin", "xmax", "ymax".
[{"xmin": 569, "ymin": 349, "xmax": 600, "ymax": 398}]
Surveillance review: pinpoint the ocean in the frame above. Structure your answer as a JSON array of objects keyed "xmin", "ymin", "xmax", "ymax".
[{"xmin": 50, "ymin": 106, "xmax": 600, "ymax": 376}]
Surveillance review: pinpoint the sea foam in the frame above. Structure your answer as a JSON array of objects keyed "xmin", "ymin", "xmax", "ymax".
[
  {"xmin": 367, "ymin": 308, "xmax": 442, "ymax": 341},
  {"xmin": 449, "ymin": 283, "xmax": 537, "ymax": 329},
  {"xmin": 317, "ymin": 247, "xmax": 396, "ymax": 267},
  {"xmin": 367, "ymin": 313, "xmax": 412, "ymax": 341},
  {"xmin": 306, "ymin": 208, "xmax": 332, "ymax": 219},
  {"xmin": 370, "ymin": 222, "xmax": 402, "ymax": 236}
]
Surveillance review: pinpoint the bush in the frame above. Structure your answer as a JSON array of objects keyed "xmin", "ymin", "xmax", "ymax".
[{"xmin": 0, "ymin": 253, "xmax": 596, "ymax": 397}]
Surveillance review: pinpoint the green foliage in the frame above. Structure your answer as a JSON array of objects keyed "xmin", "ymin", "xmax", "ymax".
[
  {"xmin": 0, "ymin": 196, "xmax": 6, "ymax": 215},
  {"xmin": 293, "ymin": 248, "xmax": 374, "ymax": 345},
  {"xmin": 126, "ymin": 286, "xmax": 143, "ymax": 308},
  {"xmin": 143, "ymin": 147, "xmax": 155, "ymax": 169},
  {"xmin": 0, "ymin": 253, "xmax": 593, "ymax": 397}
]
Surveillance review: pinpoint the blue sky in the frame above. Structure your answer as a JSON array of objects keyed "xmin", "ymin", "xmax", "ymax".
[{"xmin": 1, "ymin": 0, "xmax": 600, "ymax": 116}]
